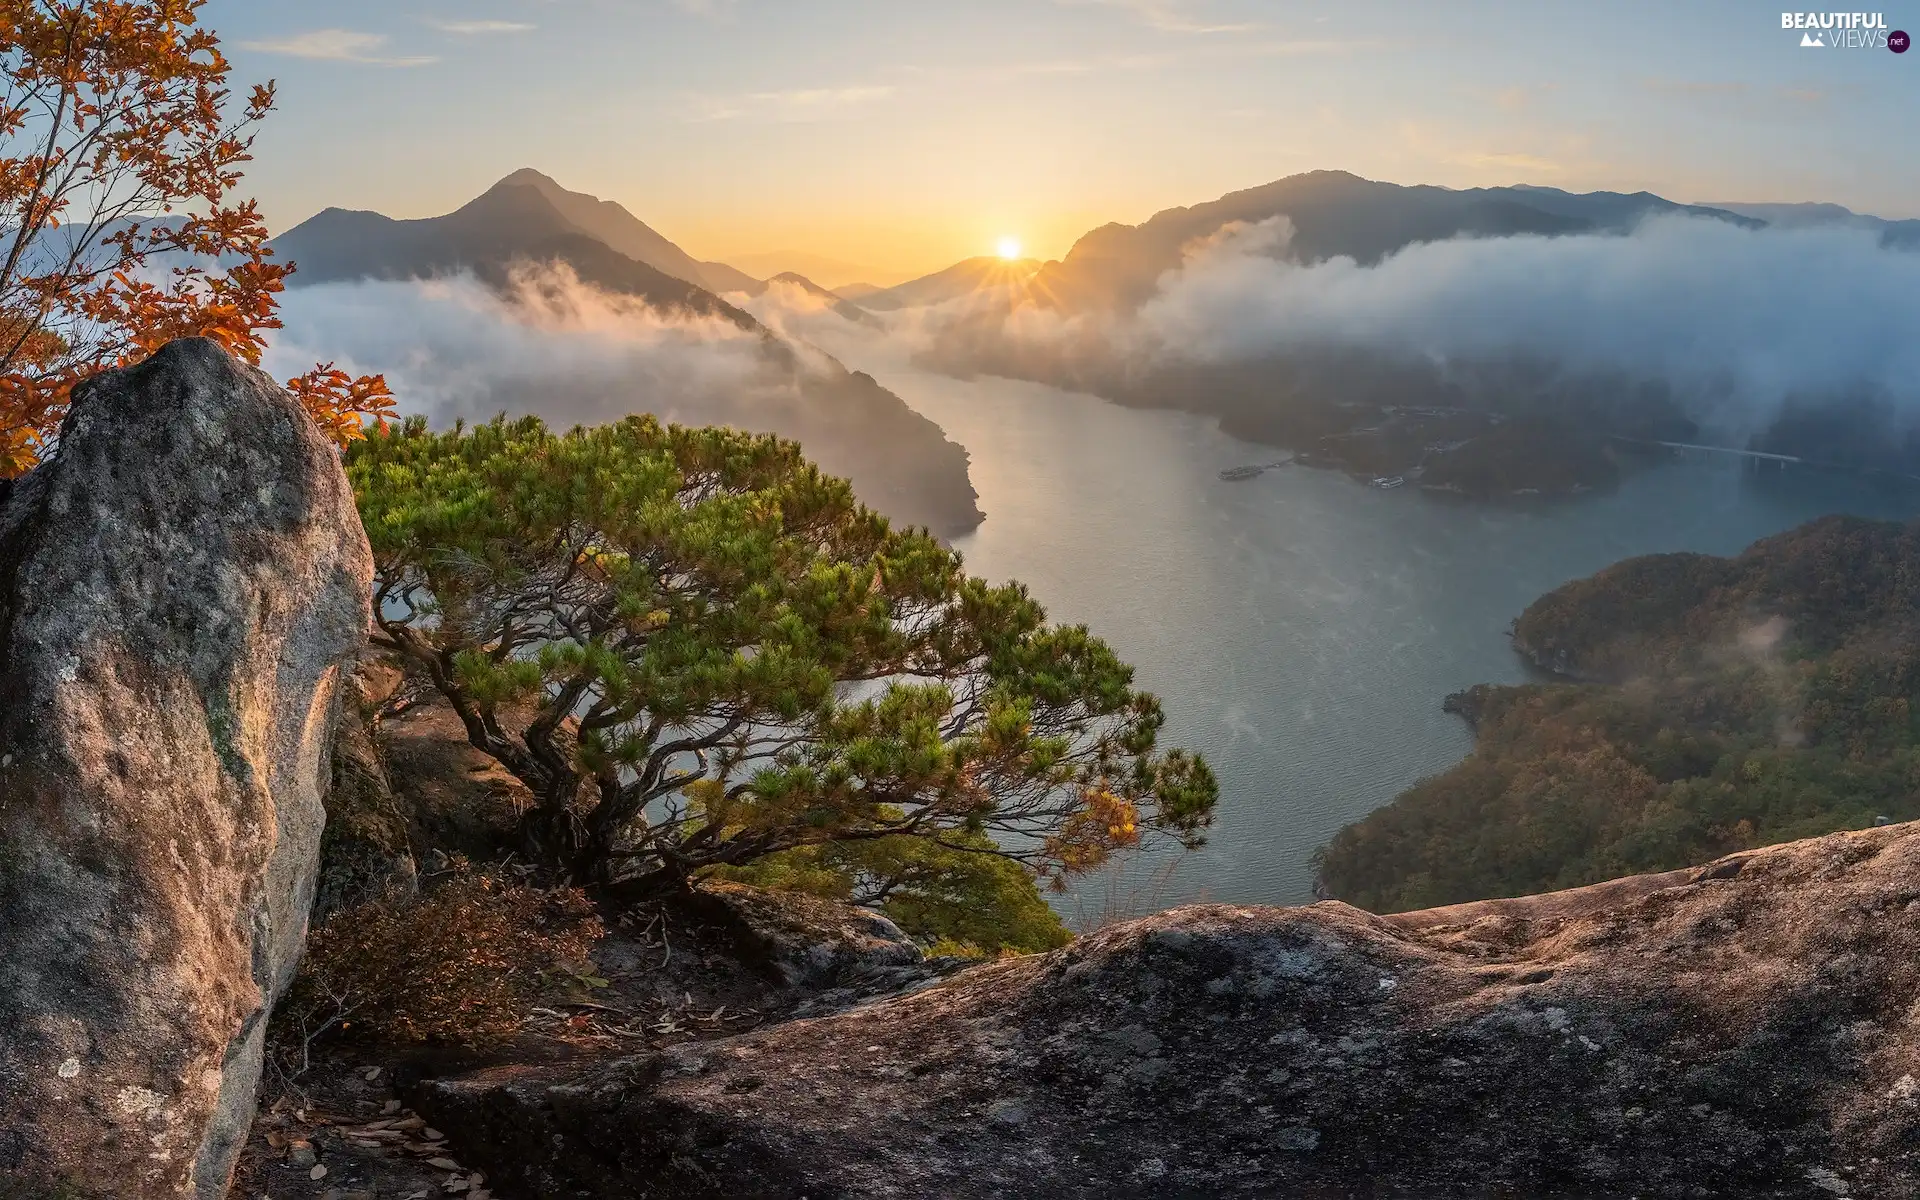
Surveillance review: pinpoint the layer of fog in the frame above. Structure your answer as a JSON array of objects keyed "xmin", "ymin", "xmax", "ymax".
[
  {"xmin": 264, "ymin": 264, "xmax": 833, "ymax": 429},
  {"xmin": 260, "ymin": 216, "xmax": 1920, "ymax": 453},
  {"xmin": 930, "ymin": 215, "xmax": 1920, "ymax": 435}
]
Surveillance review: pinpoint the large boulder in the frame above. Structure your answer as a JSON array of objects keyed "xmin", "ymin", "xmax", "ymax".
[
  {"xmin": 417, "ymin": 821, "xmax": 1920, "ymax": 1198},
  {"xmin": 0, "ymin": 339, "xmax": 372, "ymax": 1198}
]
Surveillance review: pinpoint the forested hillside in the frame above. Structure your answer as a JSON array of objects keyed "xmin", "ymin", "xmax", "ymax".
[{"xmin": 1317, "ymin": 515, "xmax": 1920, "ymax": 911}]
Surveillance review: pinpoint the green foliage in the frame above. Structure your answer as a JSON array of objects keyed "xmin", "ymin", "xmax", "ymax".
[
  {"xmin": 711, "ymin": 830, "xmax": 1073, "ymax": 956},
  {"xmin": 1318, "ymin": 515, "xmax": 1920, "ymax": 913},
  {"xmin": 345, "ymin": 414, "xmax": 1215, "ymax": 898}
]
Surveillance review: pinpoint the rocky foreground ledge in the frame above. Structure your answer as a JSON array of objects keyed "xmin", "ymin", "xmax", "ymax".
[{"xmin": 418, "ymin": 823, "xmax": 1920, "ymax": 1199}]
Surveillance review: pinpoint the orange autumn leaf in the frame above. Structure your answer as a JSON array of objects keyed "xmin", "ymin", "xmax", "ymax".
[{"xmin": 0, "ymin": 0, "xmax": 393, "ymax": 476}]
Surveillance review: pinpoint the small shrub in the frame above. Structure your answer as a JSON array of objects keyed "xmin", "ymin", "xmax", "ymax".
[{"xmin": 281, "ymin": 861, "xmax": 603, "ymax": 1051}]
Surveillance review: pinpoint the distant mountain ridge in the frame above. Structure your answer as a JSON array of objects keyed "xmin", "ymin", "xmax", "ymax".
[
  {"xmin": 854, "ymin": 256, "xmax": 1044, "ymax": 311},
  {"xmin": 269, "ymin": 172, "xmax": 980, "ymax": 536},
  {"xmin": 748, "ymin": 272, "xmax": 883, "ymax": 327},
  {"xmin": 1024, "ymin": 171, "xmax": 1762, "ymax": 313},
  {"xmin": 271, "ymin": 177, "xmax": 758, "ymax": 327},
  {"xmin": 493, "ymin": 168, "xmax": 753, "ymax": 295},
  {"xmin": 273, "ymin": 169, "xmax": 814, "ymax": 301},
  {"xmin": 906, "ymin": 168, "xmax": 1920, "ymax": 491},
  {"xmin": 853, "ymin": 172, "xmax": 1772, "ymax": 316},
  {"xmin": 1697, "ymin": 199, "xmax": 1920, "ymax": 248}
]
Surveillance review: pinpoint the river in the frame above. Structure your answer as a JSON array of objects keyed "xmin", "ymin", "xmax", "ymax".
[{"xmin": 827, "ymin": 343, "xmax": 1920, "ymax": 920}]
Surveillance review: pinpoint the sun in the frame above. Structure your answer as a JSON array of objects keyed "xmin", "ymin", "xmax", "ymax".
[{"xmin": 996, "ymin": 236, "xmax": 1022, "ymax": 261}]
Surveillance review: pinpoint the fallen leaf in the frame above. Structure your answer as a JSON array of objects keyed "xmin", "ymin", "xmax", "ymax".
[
  {"xmin": 309, "ymin": 1164, "xmax": 327, "ymax": 1181},
  {"xmin": 423, "ymin": 1127, "xmax": 444, "ymax": 1140},
  {"xmin": 426, "ymin": 1157, "xmax": 461, "ymax": 1170},
  {"xmin": 363, "ymin": 1066, "xmax": 383, "ymax": 1082},
  {"xmin": 383, "ymin": 1098, "xmax": 402, "ymax": 1115}
]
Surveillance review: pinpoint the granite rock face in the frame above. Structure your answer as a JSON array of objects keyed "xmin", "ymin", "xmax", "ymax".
[
  {"xmin": 418, "ymin": 822, "xmax": 1920, "ymax": 1198},
  {"xmin": 0, "ymin": 339, "xmax": 372, "ymax": 1198}
]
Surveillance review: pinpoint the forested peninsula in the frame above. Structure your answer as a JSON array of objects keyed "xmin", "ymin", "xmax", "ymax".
[{"xmin": 1317, "ymin": 514, "xmax": 1920, "ymax": 911}]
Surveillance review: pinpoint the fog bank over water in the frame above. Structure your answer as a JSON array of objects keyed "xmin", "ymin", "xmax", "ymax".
[{"xmin": 927, "ymin": 216, "xmax": 1920, "ymax": 443}]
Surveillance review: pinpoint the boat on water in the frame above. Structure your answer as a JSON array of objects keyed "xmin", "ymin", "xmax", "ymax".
[
  {"xmin": 1219, "ymin": 465, "xmax": 1266, "ymax": 481},
  {"xmin": 1370, "ymin": 475, "xmax": 1407, "ymax": 489}
]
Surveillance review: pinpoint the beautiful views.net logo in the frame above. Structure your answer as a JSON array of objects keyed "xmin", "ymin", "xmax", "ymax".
[{"xmin": 1781, "ymin": 12, "xmax": 1907, "ymax": 49}]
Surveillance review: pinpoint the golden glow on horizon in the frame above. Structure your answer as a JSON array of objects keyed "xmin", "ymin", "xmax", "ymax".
[{"xmin": 996, "ymin": 236, "xmax": 1022, "ymax": 261}]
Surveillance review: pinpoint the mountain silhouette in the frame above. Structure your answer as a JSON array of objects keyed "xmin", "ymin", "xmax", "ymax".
[
  {"xmin": 1021, "ymin": 170, "xmax": 1758, "ymax": 312},
  {"xmin": 272, "ymin": 176, "xmax": 757, "ymax": 327},
  {"xmin": 855, "ymin": 256, "xmax": 1044, "ymax": 311},
  {"xmin": 270, "ymin": 173, "xmax": 981, "ymax": 535},
  {"xmin": 491, "ymin": 168, "xmax": 755, "ymax": 295},
  {"xmin": 857, "ymin": 172, "xmax": 1757, "ymax": 317},
  {"xmin": 1700, "ymin": 200, "xmax": 1920, "ymax": 248},
  {"xmin": 750, "ymin": 272, "xmax": 883, "ymax": 327},
  {"xmin": 908, "ymin": 170, "xmax": 1908, "ymax": 488}
]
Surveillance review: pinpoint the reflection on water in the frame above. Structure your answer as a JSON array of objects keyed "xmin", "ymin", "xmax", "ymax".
[{"xmin": 827, "ymin": 338, "xmax": 1920, "ymax": 915}]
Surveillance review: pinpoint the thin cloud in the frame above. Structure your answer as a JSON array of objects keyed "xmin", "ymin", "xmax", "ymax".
[
  {"xmin": 239, "ymin": 29, "xmax": 437, "ymax": 67},
  {"xmin": 1486, "ymin": 83, "xmax": 1560, "ymax": 112},
  {"xmin": 1643, "ymin": 78, "xmax": 1749, "ymax": 97},
  {"xmin": 427, "ymin": 19, "xmax": 536, "ymax": 35},
  {"xmin": 1061, "ymin": 0, "xmax": 1257, "ymax": 35},
  {"xmin": 1233, "ymin": 38, "xmax": 1370, "ymax": 56},
  {"xmin": 1462, "ymin": 151, "xmax": 1567, "ymax": 174},
  {"xmin": 752, "ymin": 85, "xmax": 895, "ymax": 108},
  {"xmin": 1395, "ymin": 119, "xmax": 1598, "ymax": 182},
  {"xmin": 687, "ymin": 85, "xmax": 896, "ymax": 123},
  {"xmin": 1644, "ymin": 77, "xmax": 1835, "ymax": 115}
]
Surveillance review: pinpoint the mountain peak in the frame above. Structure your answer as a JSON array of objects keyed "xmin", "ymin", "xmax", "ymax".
[
  {"xmin": 475, "ymin": 170, "xmax": 754, "ymax": 294},
  {"xmin": 496, "ymin": 167, "xmax": 563, "ymax": 191}
]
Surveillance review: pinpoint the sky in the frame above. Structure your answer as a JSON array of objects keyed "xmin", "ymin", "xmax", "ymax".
[{"xmin": 207, "ymin": 1, "xmax": 1920, "ymax": 285}]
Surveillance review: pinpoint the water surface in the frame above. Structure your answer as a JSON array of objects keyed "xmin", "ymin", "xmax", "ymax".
[{"xmin": 831, "ymin": 343, "xmax": 1920, "ymax": 916}]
